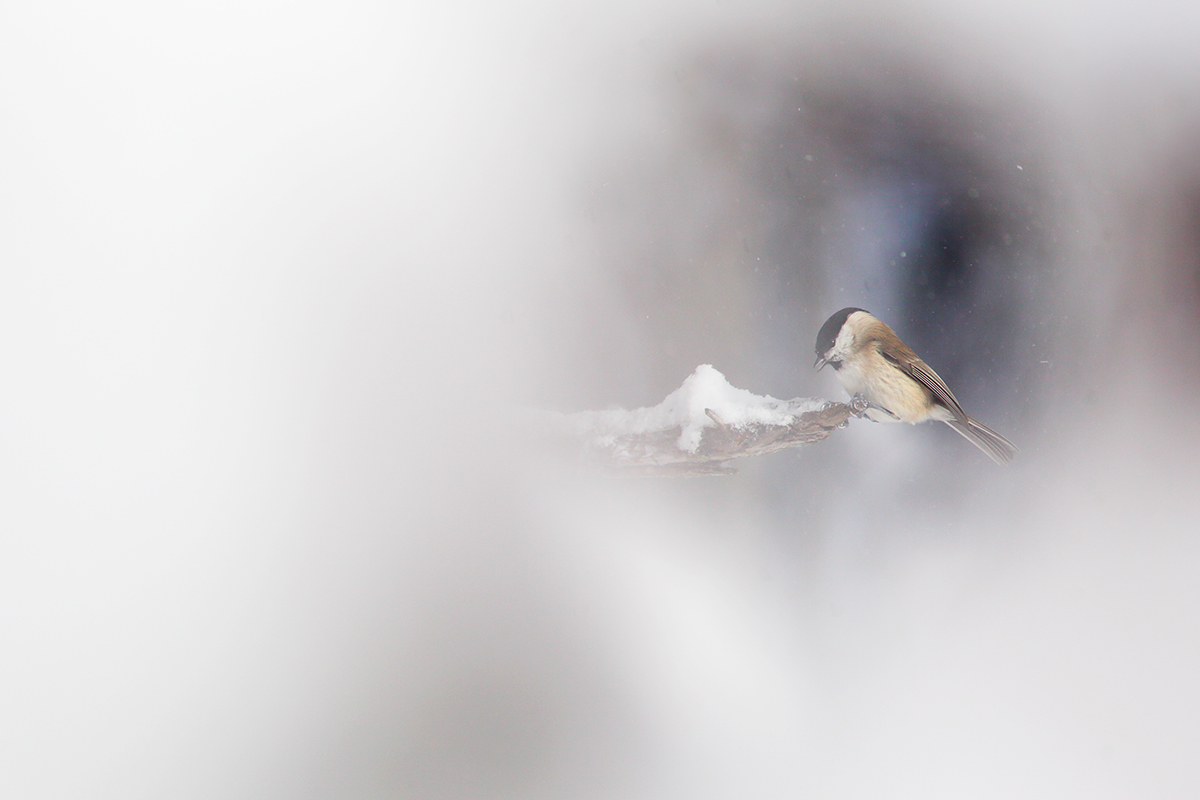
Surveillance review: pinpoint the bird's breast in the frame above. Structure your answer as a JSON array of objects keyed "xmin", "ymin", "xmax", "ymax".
[{"xmin": 837, "ymin": 352, "xmax": 935, "ymax": 424}]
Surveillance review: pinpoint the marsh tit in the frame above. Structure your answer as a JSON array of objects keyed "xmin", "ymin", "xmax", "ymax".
[{"xmin": 814, "ymin": 307, "xmax": 1018, "ymax": 464}]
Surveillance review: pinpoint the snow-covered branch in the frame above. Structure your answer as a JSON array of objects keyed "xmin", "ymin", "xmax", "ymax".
[{"xmin": 543, "ymin": 365, "xmax": 852, "ymax": 475}]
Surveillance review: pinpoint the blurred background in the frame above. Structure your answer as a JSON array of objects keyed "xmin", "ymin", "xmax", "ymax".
[{"xmin": 2, "ymin": 0, "xmax": 1200, "ymax": 797}]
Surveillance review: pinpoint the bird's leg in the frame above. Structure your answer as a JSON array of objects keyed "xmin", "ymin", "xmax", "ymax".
[
  {"xmin": 849, "ymin": 393, "xmax": 899, "ymax": 420},
  {"xmin": 848, "ymin": 394, "xmax": 871, "ymax": 417}
]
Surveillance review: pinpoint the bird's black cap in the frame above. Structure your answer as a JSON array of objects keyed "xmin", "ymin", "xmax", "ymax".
[{"xmin": 814, "ymin": 307, "xmax": 868, "ymax": 358}]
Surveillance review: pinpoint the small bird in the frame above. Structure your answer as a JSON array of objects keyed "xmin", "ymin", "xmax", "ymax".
[{"xmin": 814, "ymin": 307, "xmax": 1017, "ymax": 464}]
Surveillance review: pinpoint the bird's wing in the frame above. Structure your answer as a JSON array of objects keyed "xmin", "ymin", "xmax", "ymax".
[{"xmin": 880, "ymin": 348, "xmax": 968, "ymax": 421}]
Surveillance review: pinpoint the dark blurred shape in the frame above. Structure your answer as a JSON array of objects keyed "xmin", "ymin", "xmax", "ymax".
[{"xmin": 579, "ymin": 33, "xmax": 1052, "ymax": 439}]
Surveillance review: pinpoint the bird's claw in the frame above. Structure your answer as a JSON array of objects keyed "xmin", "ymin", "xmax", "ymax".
[{"xmin": 848, "ymin": 394, "xmax": 899, "ymax": 421}]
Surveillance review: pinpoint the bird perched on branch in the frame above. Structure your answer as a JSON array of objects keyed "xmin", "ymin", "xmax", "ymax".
[{"xmin": 814, "ymin": 307, "xmax": 1017, "ymax": 464}]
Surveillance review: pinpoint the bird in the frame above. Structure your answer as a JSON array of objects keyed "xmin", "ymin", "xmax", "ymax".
[{"xmin": 814, "ymin": 307, "xmax": 1017, "ymax": 464}]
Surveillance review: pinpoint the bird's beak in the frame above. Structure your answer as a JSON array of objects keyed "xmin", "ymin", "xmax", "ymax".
[{"xmin": 814, "ymin": 355, "xmax": 827, "ymax": 371}]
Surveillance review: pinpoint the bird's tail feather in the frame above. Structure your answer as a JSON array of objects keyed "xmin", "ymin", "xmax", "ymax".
[{"xmin": 944, "ymin": 416, "xmax": 1018, "ymax": 465}]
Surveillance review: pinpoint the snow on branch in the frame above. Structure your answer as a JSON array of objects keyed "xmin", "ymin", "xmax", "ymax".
[{"xmin": 543, "ymin": 365, "xmax": 853, "ymax": 475}]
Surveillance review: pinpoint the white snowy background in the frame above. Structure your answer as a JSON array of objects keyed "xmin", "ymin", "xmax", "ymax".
[{"xmin": 2, "ymin": 1, "xmax": 1200, "ymax": 798}]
